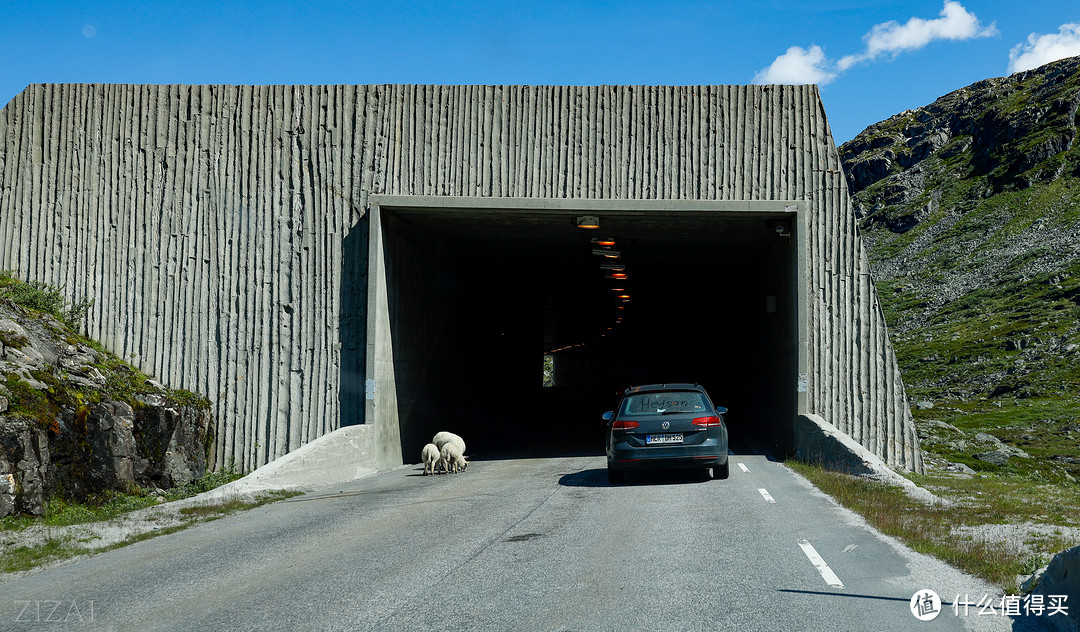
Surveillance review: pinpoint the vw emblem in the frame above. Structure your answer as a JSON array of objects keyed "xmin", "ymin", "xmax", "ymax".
[{"xmin": 661, "ymin": 421, "xmax": 670, "ymax": 430}]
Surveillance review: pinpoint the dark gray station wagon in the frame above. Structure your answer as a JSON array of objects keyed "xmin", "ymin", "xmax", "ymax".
[{"xmin": 604, "ymin": 383, "xmax": 729, "ymax": 484}]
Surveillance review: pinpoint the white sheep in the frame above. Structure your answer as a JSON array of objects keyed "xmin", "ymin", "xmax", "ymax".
[
  {"xmin": 440, "ymin": 442, "xmax": 468, "ymax": 474},
  {"xmin": 432, "ymin": 431, "xmax": 465, "ymax": 455},
  {"xmin": 421, "ymin": 443, "xmax": 442, "ymax": 476}
]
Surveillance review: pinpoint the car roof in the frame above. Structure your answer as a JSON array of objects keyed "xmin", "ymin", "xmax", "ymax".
[{"xmin": 622, "ymin": 383, "xmax": 707, "ymax": 395}]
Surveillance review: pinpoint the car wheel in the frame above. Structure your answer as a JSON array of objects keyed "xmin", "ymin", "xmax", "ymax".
[
  {"xmin": 712, "ymin": 462, "xmax": 729, "ymax": 480},
  {"xmin": 607, "ymin": 468, "xmax": 625, "ymax": 484}
]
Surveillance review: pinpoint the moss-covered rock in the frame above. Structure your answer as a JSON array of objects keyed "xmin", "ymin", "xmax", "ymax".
[{"xmin": 0, "ymin": 278, "xmax": 214, "ymax": 517}]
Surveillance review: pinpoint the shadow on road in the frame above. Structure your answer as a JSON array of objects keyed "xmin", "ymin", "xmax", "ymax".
[
  {"xmin": 559, "ymin": 468, "xmax": 714, "ymax": 488},
  {"xmin": 557, "ymin": 469, "xmax": 611, "ymax": 487},
  {"xmin": 776, "ymin": 589, "xmax": 911, "ymax": 603}
]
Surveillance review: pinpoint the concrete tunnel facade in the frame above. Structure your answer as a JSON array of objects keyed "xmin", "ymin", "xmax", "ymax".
[{"xmin": 0, "ymin": 83, "xmax": 923, "ymax": 473}]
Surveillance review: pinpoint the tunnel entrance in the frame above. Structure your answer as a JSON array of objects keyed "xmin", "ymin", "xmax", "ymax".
[{"xmin": 360, "ymin": 197, "xmax": 805, "ymax": 463}]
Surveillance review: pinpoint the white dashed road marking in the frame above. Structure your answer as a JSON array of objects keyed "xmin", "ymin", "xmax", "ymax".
[
  {"xmin": 738, "ymin": 463, "xmax": 750, "ymax": 473},
  {"xmin": 758, "ymin": 488, "xmax": 776, "ymax": 503},
  {"xmin": 798, "ymin": 539, "xmax": 845, "ymax": 588}
]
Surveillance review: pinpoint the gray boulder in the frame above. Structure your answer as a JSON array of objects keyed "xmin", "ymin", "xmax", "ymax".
[
  {"xmin": 1024, "ymin": 545, "xmax": 1080, "ymax": 631},
  {"xmin": 945, "ymin": 462, "xmax": 976, "ymax": 476},
  {"xmin": 135, "ymin": 405, "xmax": 211, "ymax": 487},
  {"xmin": 0, "ymin": 400, "xmax": 210, "ymax": 516},
  {"xmin": 0, "ymin": 418, "xmax": 51, "ymax": 515},
  {"xmin": 973, "ymin": 449, "xmax": 1011, "ymax": 467}
]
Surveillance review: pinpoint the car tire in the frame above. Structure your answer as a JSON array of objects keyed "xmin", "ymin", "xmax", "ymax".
[
  {"xmin": 607, "ymin": 468, "xmax": 625, "ymax": 484},
  {"xmin": 712, "ymin": 462, "xmax": 729, "ymax": 480}
]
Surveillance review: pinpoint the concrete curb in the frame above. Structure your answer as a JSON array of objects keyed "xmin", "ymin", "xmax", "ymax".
[
  {"xmin": 795, "ymin": 413, "xmax": 943, "ymax": 505},
  {"xmin": 199, "ymin": 425, "xmax": 380, "ymax": 501}
]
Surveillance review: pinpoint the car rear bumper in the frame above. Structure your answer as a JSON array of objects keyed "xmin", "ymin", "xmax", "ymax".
[{"xmin": 608, "ymin": 444, "xmax": 728, "ymax": 470}]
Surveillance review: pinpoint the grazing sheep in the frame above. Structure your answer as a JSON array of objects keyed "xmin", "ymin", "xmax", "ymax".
[
  {"xmin": 432, "ymin": 431, "xmax": 465, "ymax": 455},
  {"xmin": 421, "ymin": 443, "xmax": 441, "ymax": 476},
  {"xmin": 440, "ymin": 442, "xmax": 468, "ymax": 474}
]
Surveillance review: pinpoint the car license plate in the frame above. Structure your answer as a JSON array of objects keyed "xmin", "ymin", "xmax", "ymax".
[{"xmin": 646, "ymin": 433, "xmax": 683, "ymax": 445}]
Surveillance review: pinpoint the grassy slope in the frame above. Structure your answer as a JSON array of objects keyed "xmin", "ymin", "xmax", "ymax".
[{"xmin": 846, "ymin": 65, "xmax": 1080, "ymax": 485}]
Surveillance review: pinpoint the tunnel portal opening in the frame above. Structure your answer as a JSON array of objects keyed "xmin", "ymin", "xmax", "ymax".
[{"xmin": 367, "ymin": 199, "xmax": 802, "ymax": 462}]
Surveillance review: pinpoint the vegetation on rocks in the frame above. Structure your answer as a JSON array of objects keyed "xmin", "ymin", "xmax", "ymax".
[
  {"xmin": 1, "ymin": 271, "xmax": 211, "ymax": 416},
  {"xmin": 840, "ymin": 55, "xmax": 1080, "ymax": 478},
  {"xmin": 0, "ymin": 271, "xmax": 216, "ymax": 518},
  {"xmin": 0, "ymin": 271, "xmax": 93, "ymax": 332},
  {"xmin": 835, "ymin": 55, "xmax": 1080, "ymax": 588}
]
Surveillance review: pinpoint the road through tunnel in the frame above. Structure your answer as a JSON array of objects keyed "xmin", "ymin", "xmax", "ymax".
[{"xmin": 360, "ymin": 199, "xmax": 803, "ymax": 464}]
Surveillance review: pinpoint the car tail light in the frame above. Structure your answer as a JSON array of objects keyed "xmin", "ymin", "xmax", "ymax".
[
  {"xmin": 692, "ymin": 416, "xmax": 722, "ymax": 427},
  {"xmin": 612, "ymin": 420, "xmax": 640, "ymax": 431}
]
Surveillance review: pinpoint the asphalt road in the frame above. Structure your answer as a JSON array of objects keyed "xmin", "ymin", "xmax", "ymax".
[{"xmin": 1, "ymin": 452, "xmax": 1044, "ymax": 631}]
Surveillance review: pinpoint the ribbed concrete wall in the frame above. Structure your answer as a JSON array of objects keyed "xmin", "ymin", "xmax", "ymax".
[{"xmin": 0, "ymin": 83, "xmax": 922, "ymax": 472}]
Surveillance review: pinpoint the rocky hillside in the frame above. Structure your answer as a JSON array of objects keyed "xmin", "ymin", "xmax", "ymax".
[
  {"xmin": 0, "ymin": 273, "xmax": 212, "ymax": 517},
  {"xmin": 840, "ymin": 56, "xmax": 1080, "ymax": 481}
]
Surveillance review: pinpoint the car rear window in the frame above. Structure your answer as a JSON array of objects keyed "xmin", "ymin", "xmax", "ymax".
[{"xmin": 621, "ymin": 392, "xmax": 710, "ymax": 416}]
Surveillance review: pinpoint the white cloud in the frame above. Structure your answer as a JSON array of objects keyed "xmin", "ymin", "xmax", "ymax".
[
  {"xmin": 1008, "ymin": 23, "xmax": 1080, "ymax": 73},
  {"xmin": 754, "ymin": 2, "xmax": 997, "ymax": 85},
  {"xmin": 838, "ymin": 1, "xmax": 997, "ymax": 71},
  {"xmin": 753, "ymin": 45, "xmax": 837, "ymax": 85}
]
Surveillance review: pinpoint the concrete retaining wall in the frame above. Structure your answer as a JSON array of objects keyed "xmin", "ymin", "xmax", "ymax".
[
  {"xmin": 0, "ymin": 84, "xmax": 922, "ymax": 473},
  {"xmin": 795, "ymin": 413, "xmax": 936, "ymax": 502}
]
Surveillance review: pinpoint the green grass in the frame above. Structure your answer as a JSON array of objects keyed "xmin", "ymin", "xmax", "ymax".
[
  {"xmin": 0, "ymin": 491, "xmax": 299, "ymax": 573},
  {"xmin": 788, "ymin": 461, "xmax": 1079, "ymax": 591},
  {"xmin": 41, "ymin": 494, "xmax": 157, "ymax": 526},
  {"xmin": 177, "ymin": 494, "xmax": 297, "ymax": 518},
  {"xmin": 912, "ymin": 399, "xmax": 1080, "ymax": 484},
  {"xmin": 1, "ymin": 537, "xmax": 86, "ymax": 574},
  {"xmin": 0, "ymin": 329, "xmax": 29, "ymax": 349},
  {"xmin": 0, "ymin": 270, "xmax": 93, "ymax": 332},
  {"xmin": 165, "ymin": 468, "xmax": 245, "ymax": 499},
  {"xmin": 165, "ymin": 388, "xmax": 213, "ymax": 410},
  {"xmin": 0, "ymin": 468, "xmax": 245, "ymax": 533},
  {"xmin": 878, "ymin": 253, "xmax": 1080, "ymax": 406}
]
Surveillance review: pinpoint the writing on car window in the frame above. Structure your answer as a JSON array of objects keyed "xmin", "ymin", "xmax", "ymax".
[{"xmin": 624, "ymin": 393, "xmax": 707, "ymax": 414}]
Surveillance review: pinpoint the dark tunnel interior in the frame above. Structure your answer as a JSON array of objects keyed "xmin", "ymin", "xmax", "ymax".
[{"xmin": 373, "ymin": 206, "xmax": 799, "ymax": 461}]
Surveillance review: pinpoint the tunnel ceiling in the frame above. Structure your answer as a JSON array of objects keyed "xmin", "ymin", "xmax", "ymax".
[
  {"xmin": 387, "ymin": 208, "xmax": 790, "ymax": 262},
  {"xmin": 386, "ymin": 207, "xmax": 795, "ymax": 352}
]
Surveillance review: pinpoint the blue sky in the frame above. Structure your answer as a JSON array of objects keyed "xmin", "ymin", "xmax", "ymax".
[{"xmin": 1, "ymin": 1, "xmax": 1078, "ymax": 144}]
